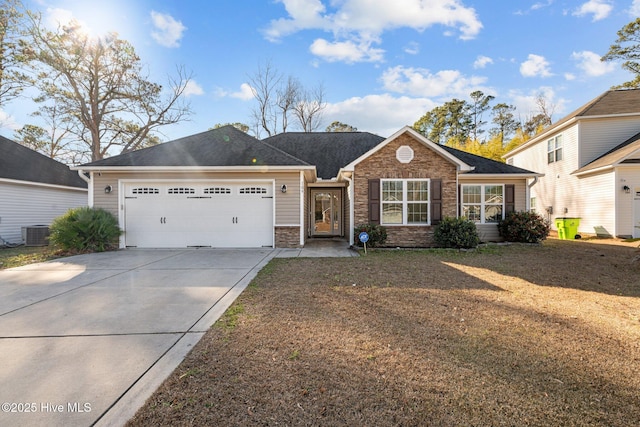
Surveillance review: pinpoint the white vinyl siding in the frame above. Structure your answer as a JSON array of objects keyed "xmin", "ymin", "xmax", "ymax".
[
  {"xmin": 616, "ymin": 168, "xmax": 640, "ymax": 237},
  {"xmin": 579, "ymin": 117, "xmax": 640, "ymax": 167},
  {"xmin": 0, "ymin": 181, "xmax": 87, "ymax": 244}
]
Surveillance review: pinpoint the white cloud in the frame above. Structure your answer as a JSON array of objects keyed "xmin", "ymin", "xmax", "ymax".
[
  {"xmin": 183, "ymin": 80, "xmax": 204, "ymax": 97},
  {"xmin": 520, "ymin": 54, "xmax": 553, "ymax": 78},
  {"xmin": 264, "ymin": 0, "xmax": 482, "ymax": 63},
  {"xmin": 231, "ymin": 83, "xmax": 255, "ymax": 100},
  {"xmin": 629, "ymin": 0, "xmax": 640, "ymax": 17},
  {"xmin": 573, "ymin": 0, "xmax": 613, "ymax": 21},
  {"xmin": 150, "ymin": 11, "xmax": 186, "ymax": 48},
  {"xmin": 323, "ymin": 94, "xmax": 437, "ymax": 137},
  {"xmin": 571, "ymin": 50, "xmax": 616, "ymax": 77},
  {"xmin": 564, "ymin": 72, "xmax": 576, "ymax": 81},
  {"xmin": 404, "ymin": 41, "xmax": 420, "ymax": 55},
  {"xmin": 380, "ymin": 65, "xmax": 489, "ymax": 98},
  {"xmin": 214, "ymin": 83, "xmax": 255, "ymax": 101},
  {"xmin": 507, "ymin": 87, "xmax": 569, "ymax": 119},
  {"xmin": 46, "ymin": 7, "xmax": 74, "ymax": 28},
  {"xmin": 473, "ymin": 55, "xmax": 493, "ymax": 69},
  {"xmin": 0, "ymin": 110, "xmax": 20, "ymax": 131},
  {"xmin": 310, "ymin": 38, "xmax": 384, "ymax": 63}
]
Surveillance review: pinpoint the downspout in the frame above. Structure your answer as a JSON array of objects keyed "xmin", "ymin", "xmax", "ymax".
[
  {"xmin": 344, "ymin": 173, "xmax": 354, "ymax": 246},
  {"xmin": 77, "ymin": 169, "xmax": 93, "ymax": 208}
]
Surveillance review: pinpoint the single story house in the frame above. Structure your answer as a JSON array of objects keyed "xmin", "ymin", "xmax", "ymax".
[
  {"xmin": 0, "ymin": 135, "xmax": 88, "ymax": 245},
  {"xmin": 74, "ymin": 125, "xmax": 540, "ymax": 248},
  {"xmin": 504, "ymin": 89, "xmax": 640, "ymax": 238}
]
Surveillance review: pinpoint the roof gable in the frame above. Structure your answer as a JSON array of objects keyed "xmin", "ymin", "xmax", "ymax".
[
  {"xmin": 506, "ymin": 89, "xmax": 640, "ymax": 158},
  {"xmin": 263, "ymin": 131, "xmax": 385, "ymax": 179},
  {"xmin": 0, "ymin": 135, "xmax": 87, "ymax": 188},
  {"xmin": 344, "ymin": 126, "xmax": 475, "ymax": 172},
  {"xmin": 79, "ymin": 126, "xmax": 311, "ymax": 169},
  {"xmin": 574, "ymin": 130, "xmax": 640, "ymax": 175}
]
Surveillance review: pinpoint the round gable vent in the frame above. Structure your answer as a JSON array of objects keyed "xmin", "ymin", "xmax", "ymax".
[{"xmin": 396, "ymin": 145, "xmax": 414, "ymax": 163}]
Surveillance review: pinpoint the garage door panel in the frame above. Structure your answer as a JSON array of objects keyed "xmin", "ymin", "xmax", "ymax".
[{"xmin": 124, "ymin": 182, "xmax": 273, "ymax": 248}]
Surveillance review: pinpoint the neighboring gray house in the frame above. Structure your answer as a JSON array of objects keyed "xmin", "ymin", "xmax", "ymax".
[
  {"xmin": 74, "ymin": 125, "xmax": 539, "ymax": 248},
  {"xmin": 505, "ymin": 89, "xmax": 640, "ymax": 238},
  {"xmin": 0, "ymin": 136, "xmax": 88, "ymax": 245}
]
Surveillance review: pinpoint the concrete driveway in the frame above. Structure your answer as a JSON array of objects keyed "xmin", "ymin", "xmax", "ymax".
[{"xmin": 0, "ymin": 248, "xmax": 276, "ymax": 427}]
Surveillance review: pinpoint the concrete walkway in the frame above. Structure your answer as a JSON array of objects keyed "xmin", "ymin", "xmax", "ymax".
[
  {"xmin": 0, "ymin": 249, "xmax": 275, "ymax": 427},
  {"xmin": 275, "ymin": 239, "xmax": 359, "ymax": 258}
]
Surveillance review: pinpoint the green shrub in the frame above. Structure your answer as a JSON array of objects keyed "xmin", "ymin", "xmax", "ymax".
[
  {"xmin": 433, "ymin": 217, "xmax": 480, "ymax": 249},
  {"xmin": 498, "ymin": 211, "xmax": 550, "ymax": 243},
  {"xmin": 353, "ymin": 223, "xmax": 387, "ymax": 247},
  {"xmin": 49, "ymin": 207, "xmax": 121, "ymax": 252}
]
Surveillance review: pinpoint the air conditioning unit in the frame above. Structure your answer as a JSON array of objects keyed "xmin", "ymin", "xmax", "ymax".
[{"xmin": 21, "ymin": 225, "xmax": 50, "ymax": 246}]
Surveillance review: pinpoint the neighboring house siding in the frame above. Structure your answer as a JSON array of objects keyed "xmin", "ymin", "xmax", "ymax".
[
  {"xmin": 575, "ymin": 172, "xmax": 616, "ymax": 236},
  {"xmin": 509, "ymin": 124, "xmax": 579, "ymax": 229},
  {"xmin": 579, "ymin": 117, "xmax": 640, "ymax": 167},
  {"xmin": 353, "ymin": 133, "xmax": 457, "ymax": 247},
  {"xmin": 91, "ymin": 171, "xmax": 301, "ymax": 226},
  {"xmin": 0, "ymin": 181, "xmax": 87, "ymax": 243},
  {"xmin": 458, "ymin": 178, "xmax": 528, "ymax": 242},
  {"xmin": 617, "ymin": 168, "xmax": 640, "ymax": 237}
]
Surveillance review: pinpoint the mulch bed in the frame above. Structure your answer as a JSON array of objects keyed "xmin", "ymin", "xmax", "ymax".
[{"xmin": 127, "ymin": 239, "xmax": 640, "ymax": 426}]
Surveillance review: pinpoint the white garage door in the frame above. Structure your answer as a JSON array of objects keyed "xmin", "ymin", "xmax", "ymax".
[{"xmin": 123, "ymin": 181, "xmax": 273, "ymax": 248}]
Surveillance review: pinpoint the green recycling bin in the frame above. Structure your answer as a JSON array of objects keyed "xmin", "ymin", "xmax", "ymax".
[{"xmin": 555, "ymin": 217, "xmax": 580, "ymax": 240}]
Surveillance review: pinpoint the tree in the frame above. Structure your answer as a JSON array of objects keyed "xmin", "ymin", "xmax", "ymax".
[
  {"xmin": 14, "ymin": 103, "xmax": 88, "ymax": 164},
  {"xmin": 248, "ymin": 60, "xmax": 281, "ymax": 137},
  {"xmin": 490, "ymin": 103, "xmax": 518, "ymax": 145},
  {"xmin": 413, "ymin": 99, "xmax": 471, "ymax": 144},
  {"xmin": 293, "ymin": 83, "xmax": 326, "ymax": 132},
  {"xmin": 212, "ymin": 122, "xmax": 250, "ymax": 133},
  {"xmin": 248, "ymin": 61, "xmax": 326, "ymax": 136},
  {"xmin": 602, "ymin": 17, "xmax": 640, "ymax": 89},
  {"xmin": 25, "ymin": 16, "xmax": 192, "ymax": 161},
  {"xmin": 0, "ymin": 0, "xmax": 31, "ymax": 109},
  {"xmin": 469, "ymin": 90, "xmax": 494, "ymax": 142},
  {"xmin": 326, "ymin": 121, "xmax": 357, "ymax": 132}
]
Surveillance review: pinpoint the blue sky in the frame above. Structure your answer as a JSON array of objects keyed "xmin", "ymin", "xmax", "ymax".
[{"xmin": 2, "ymin": 0, "xmax": 639, "ymax": 141}]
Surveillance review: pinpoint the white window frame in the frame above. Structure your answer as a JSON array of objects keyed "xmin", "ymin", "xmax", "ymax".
[
  {"xmin": 461, "ymin": 184, "xmax": 505, "ymax": 224},
  {"xmin": 547, "ymin": 134, "xmax": 563, "ymax": 163},
  {"xmin": 380, "ymin": 178, "xmax": 430, "ymax": 226}
]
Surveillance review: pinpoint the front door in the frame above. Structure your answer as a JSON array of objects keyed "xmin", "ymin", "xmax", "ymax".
[{"xmin": 311, "ymin": 189, "xmax": 342, "ymax": 236}]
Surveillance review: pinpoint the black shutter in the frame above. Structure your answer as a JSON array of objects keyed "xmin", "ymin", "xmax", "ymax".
[
  {"xmin": 431, "ymin": 179, "xmax": 442, "ymax": 225},
  {"xmin": 368, "ymin": 179, "xmax": 380, "ymax": 224},
  {"xmin": 505, "ymin": 184, "xmax": 515, "ymax": 214}
]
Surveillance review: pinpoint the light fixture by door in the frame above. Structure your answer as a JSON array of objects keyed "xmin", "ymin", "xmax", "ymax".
[
  {"xmin": 281, "ymin": 184, "xmax": 287, "ymax": 193},
  {"xmin": 623, "ymin": 185, "xmax": 631, "ymax": 194},
  {"xmin": 104, "ymin": 185, "xmax": 113, "ymax": 193}
]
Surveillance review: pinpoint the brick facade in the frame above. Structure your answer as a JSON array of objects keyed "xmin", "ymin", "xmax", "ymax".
[
  {"xmin": 275, "ymin": 226, "xmax": 302, "ymax": 248},
  {"xmin": 353, "ymin": 133, "xmax": 458, "ymax": 247}
]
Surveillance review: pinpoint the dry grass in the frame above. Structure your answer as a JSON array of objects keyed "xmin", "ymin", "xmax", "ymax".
[{"xmin": 128, "ymin": 239, "xmax": 640, "ymax": 426}]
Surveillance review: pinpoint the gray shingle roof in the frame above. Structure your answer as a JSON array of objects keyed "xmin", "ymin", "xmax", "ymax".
[
  {"xmin": 441, "ymin": 145, "xmax": 538, "ymax": 175},
  {"xmin": 81, "ymin": 126, "xmax": 311, "ymax": 168},
  {"xmin": 0, "ymin": 135, "xmax": 87, "ymax": 188},
  {"xmin": 263, "ymin": 131, "xmax": 385, "ymax": 179}
]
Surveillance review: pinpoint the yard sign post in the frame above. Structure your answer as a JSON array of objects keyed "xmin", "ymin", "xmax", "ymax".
[{"xmin": 358, "ymin": 231, "xmax": 369, "ymax": 254}]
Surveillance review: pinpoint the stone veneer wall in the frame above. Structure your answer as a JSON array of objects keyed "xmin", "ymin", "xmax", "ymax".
[
  {"xmin": 275, "ymin": 226, "xmax": 302, "ymax": 248},
  {"xmin": 353, "ymin": 133, "xmax": 458, "ymax": 247}
]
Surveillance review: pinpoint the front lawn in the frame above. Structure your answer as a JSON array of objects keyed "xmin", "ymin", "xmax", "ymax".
[
  {"xmin": 128, "ymin": 239, "xmax": 640, "ymax": 426},
  {"xmin": 0, "ymin": 246, "xmax": 61, "ymax": 269}
]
